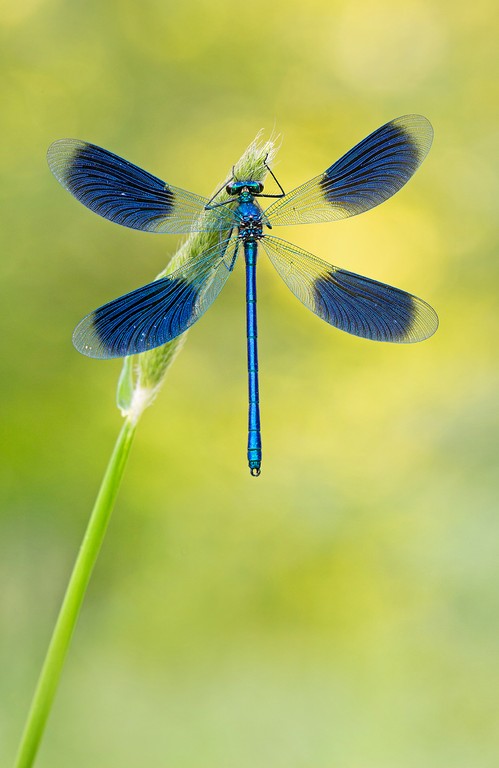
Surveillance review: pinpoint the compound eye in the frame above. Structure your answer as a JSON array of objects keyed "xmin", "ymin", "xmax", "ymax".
[
  {"xmin": 247, "ymin": 181, "xmax": 263, "ymax": 194},
  {"xmin": 226, "ymin": 183, "xmax": 236, "ymax": 195}
]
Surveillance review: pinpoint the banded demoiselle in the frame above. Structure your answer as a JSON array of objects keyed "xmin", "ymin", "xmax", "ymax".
[{"xmin": 48, "ymin": 115, "xmax": 438, "ymax": 476}]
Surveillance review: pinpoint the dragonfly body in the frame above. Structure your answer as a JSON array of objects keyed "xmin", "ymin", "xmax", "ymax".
[
  {"xmin": 48, "ymin": 115, "xmax": 438, "ymax": 475},
  {"xmin": 244, "ymin": 239, "xmax": 262, "ymax": 475},
  {"xmin": 219, "ymin": 183, "xmax": 269, "ymax": 475}
]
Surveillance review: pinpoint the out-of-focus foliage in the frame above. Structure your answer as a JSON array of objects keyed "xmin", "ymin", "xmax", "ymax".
[{"xmin": 1, "ymin": 0, "xmax": 498, "ymax": 766}]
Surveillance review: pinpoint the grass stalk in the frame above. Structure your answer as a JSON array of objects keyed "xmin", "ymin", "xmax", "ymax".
[
  {"xmin": 14, "ymin": 418, "xmax": 136, "ymax": 768},
  {"xmin": 14, "ymin": 133, "xmax": 277, "ymax": 768}
]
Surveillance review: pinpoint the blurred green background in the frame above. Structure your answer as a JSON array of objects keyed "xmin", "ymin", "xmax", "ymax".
[{"xmin": 2, "ymin": 0, "xmax": 498, "ymax": 766}]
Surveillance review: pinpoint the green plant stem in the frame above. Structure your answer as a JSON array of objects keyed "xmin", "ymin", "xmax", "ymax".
[
  {"xmin": 14, "ymin": 135, "xmax": 276, "ymax": 768},
  {"xmin": 14, "ymin": 417, "xmax": 137, "ymax": 768}
]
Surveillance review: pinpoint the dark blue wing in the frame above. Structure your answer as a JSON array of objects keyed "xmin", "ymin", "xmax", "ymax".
[
  {"xmin": 264, "ymin": 115, "xmax": 433, "ymax": 226},
  {"xmin": 261, "ymin": 236, "xmax": 438, "ymax": 343},
  {"xmin": 47, "ymin": 140, "xmax": 236, "ymax": 234},
  {"xmin": 73, "ymin": 236, "xmax": 239, "ymax": 358}
]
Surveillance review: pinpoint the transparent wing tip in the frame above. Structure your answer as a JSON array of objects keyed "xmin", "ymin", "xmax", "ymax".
[
  {"xmin": 404, "ymin": 295, "xmax": 439, "ymax": 343},
  {"xmin": 72, "ymin": 310, "xmax": 115, "ymax": 359},
  {"xmin": 47, "ymin": 139, "xmax": 85, "ymax": 186},
  {"xmin": 392, "ymin": 114, "xmax": 434, "ymax": 164}
]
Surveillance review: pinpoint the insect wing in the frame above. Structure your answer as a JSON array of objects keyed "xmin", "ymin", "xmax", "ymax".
[
  {"xmin": 261, "ymin": 236, "xmax": 438, "ymax": 343},
  {"xmin": 73, "ymin": 236, "xmax": 239, "ymax": 358},
  {"xmin": 47, "ymin": 139, "xmax": 235, "ymax": 234},
  {"xmin": 264, "ymin": 115, "xmax": 433, "ymax": 227}
]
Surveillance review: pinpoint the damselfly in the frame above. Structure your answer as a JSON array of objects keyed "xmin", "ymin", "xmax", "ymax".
[{"xmin": 48, "ymin": 115, "xmax": 438, "ymax": 476}]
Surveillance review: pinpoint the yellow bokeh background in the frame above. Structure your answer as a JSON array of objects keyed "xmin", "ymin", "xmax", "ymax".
[{"xmin": 1, "ymin": 0, "xmax": 498, "ymax": 766}]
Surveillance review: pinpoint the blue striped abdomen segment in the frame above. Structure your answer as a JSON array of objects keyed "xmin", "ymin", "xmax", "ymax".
[{"xmin": 245, "ymin": 240, "xmax": 262, "ymax": 476}]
